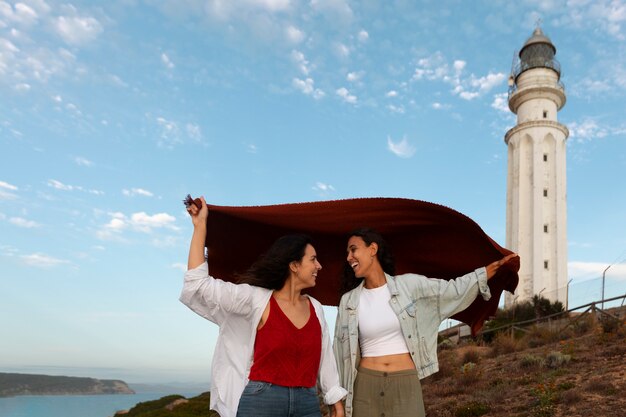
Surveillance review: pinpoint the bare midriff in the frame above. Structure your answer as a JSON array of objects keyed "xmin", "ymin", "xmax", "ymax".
[{"xmin": 359, "ymin": 353, "xmax": 416, "ymax": 372}]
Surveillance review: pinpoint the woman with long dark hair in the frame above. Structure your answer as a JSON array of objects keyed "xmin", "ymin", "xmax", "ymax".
[
  {"xmin": 181, "ymin": 197, "xmax": 346, "ymax": 417},
  {"xmin": 334, "ymin": 227, "xmax": 516, "ymax": 417}
]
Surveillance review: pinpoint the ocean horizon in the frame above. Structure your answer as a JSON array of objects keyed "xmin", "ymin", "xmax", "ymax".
[{"xmin": 0, "ymin": 391, "xmax": 201, "ymax": 417}]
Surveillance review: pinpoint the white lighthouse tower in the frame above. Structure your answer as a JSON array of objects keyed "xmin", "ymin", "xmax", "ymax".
[{"xmin": 505, "ymin": 27, "xmax": 569, "ymax": 307}]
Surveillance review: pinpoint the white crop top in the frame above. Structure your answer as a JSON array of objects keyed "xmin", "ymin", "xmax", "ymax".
[{"xmin": 358, "ymin": 284, "xmax": 409, "ymax": 357}]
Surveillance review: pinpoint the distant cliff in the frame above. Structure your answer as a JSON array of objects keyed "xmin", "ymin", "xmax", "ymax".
[{"xmin": 0, "ymin": 372, "xmax": 135, "ymax": 397}]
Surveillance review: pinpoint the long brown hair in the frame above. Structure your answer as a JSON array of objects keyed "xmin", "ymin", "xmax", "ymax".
[{"xmin": 237, "ymin": 234, "xmax": 313, "ymax": 290}]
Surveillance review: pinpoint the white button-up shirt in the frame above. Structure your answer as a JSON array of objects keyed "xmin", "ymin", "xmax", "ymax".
[{"xmin": 180, "ymin": 262, "xmax": 347, "ymax": 417}]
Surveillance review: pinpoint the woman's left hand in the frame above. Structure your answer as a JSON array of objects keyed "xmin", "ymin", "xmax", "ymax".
[{"xmin": 485, "ymin": 253, "xmax": 518, "ymax": 279}]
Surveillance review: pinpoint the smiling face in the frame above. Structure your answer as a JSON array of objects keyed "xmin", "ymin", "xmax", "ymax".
[
  {"xmin": 292, "ymin": 244, "xmax": 322, "ymax": 289},
  {"xmin": 346, "ymin": 235, "xmax": 379, "ymax": 278}
]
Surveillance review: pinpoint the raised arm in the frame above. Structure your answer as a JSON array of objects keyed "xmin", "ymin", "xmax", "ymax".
[{"xmin": 187, "ymin": 196, "xmax": 208, "ymax": 270}]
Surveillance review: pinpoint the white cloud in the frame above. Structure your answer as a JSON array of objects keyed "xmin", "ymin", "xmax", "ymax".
[
  {"xmin": 47, "ymin": 179, "xmax": 104, "ymax": 195},
  {"xmin": 491, "ymin": 93, "xmax": 509, "ymax": 113},
  {"xmin": 0, "ymin": 180, "xmax": 18, "ymax": 191},
  {"xmin": 387, "ymin": 135, "xmax": 416, "ymax": 158},
  {"xmin": 122, "ymin": 188, "xmax": 154, "ymax": 197},
  {"xmin": 346, "ymin": 71, "xmax": 364, "ymax": 83},
  {"xmin": 312, "ymin": 181, "xmax": 336, "ymax": 196},
  {"xmin": 291, "ymin": 49, "xmax": 310, "ymax": 75},
  {"xmin": 247, "ymin": 143, "xmax": 258, "ymax": 153},
  {"xmin": 154, "ymin": 116, "xmax": 203, "ymax": 148},
  {"xmin": 14, "ymin": 82, "xmax": 30, "ymax": 91},
  {"xmin": 432, "ymin": 102, "xmax": 451, "ymax": 110},
  {"xmin": 0, "ymin": 2, "xmax": 39, "ymax": 26},
  {"xmin": 336, "ymin": 87, "xmax": 357, "ymax": 104},
  {"xmin": 285, "ymin": 25, "xmax": 305, "ymax": 43},
  {"xmin": 568, "ymin": 119, "xmax": 609, "ymax": 142},
  {"xmin": 293, "ymin": 77, "xmax": 325, "ymax": 99},
  {"xmin": 386, "ymin": 90, "xmax": 398, "ymax": 98},
  {"xmin": 357, "ymin": 29, "xmax": 369, "ymax": 42},
  {"xmin": 412, "ymin": 52, "xmax": 505, "ymax": 100},
  {"xmin": 387, "ymin": 104, "xmax": 405, "ymax": 114},
  {"xmin": 21, "ymin": 253, "xmax": 70, "ymax": 268},
  {"xmin": 97, "ymin": 210, "xmax": 178, "ymax": 240},
  {"xmin": 53, "ymin": 7, "xmax": 103, "ymax": 45},
  {"xmin": 161, "ymin": 52, "xmax": 174, "ymax": 69},
  {"xmin": 9, "ymin": 217, "xmax": 39, "ymax": 228},
  {"xmin": 74, "ymin": 156, "xmax": 93, "ymax": 167},
  {"xmin": 334, "ymin": 42, "xmax": 350, "ymax": 58},
  {"xmin": 47, "ymin": 179, "xmax": 74, "ymax": 191}
]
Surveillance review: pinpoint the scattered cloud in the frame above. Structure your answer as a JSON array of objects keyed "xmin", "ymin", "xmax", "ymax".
[
  {"xmin": 346, "ymin": 71, "xmax": 365, "ymax": 84},
  {"xmin": 122, "ymin": 188, "xmax": 154, "ymax": 197},
  {"xmin": 568, "ymin": 119, "xmax": 609, "ymax": 142},
  {"xmin": 53, "ymin": 6, "xmax": 103, "ymax": 45},
  {"xmin": 312, "ymin": 181, "xmax": 336, "ymax": 196},
  {"xmin": 74, "ymin": 156, "xmax": 93, "ymax": 167},
  {"xmin": 412, "ymin": 52, "xmax": 505, "ymax": 100},
  {"xmin": 336, "ymin": 87, "xmax": 357, "ymax": 104},
  {"xmin": 0, "ymin": 181, "xmax": 18, "ymax": 191},
  {"xmin": 246, "ymin": 143, "xmax": 258, "ymax": 153},
  {"xmin": 386, "ymin": 90, "xmax": 398, "ymax": 98},
  {"xmin": 291, "ymin": 50, "xmax": 311, "ymax": 75},
  {"xmin": 357, "ymin": 29, "xmax": 369, "ymax": 42},
  {"xmin": 387, "ymin": 104, "xmax": 405, "ymax": 114},
  {"xmin": 491, "ymin": 93, "xmax": 509, "ymax": 113},
  {"xmin": 161, "ymin": 52, "xmax": 174, "ymax": 69},
  {"xmin": 21, "ymin": 253, "xmax": 71, "ymax": 268},
  {"xmin": 153, "ymin": 116, "xmax": 204, "ymax": 148},
  {"xmin": 432, "ymin": 102, "xmax": 451, "ymax": 110},
  {"xmin": 285, "ymin": 25, "xmax": 305, "ymax": 44},
  {"xmin": 97, "ymin": 211, "xmax": 179, "ymax": 240},
  {"xmin": 333, "ymin": 42, "xmax": 350, "ymax": 58},
  {"xmin": 293, "ymin": 77, "xmax": 325, "ymax": 99},
  {"xmin": 387, "ymin": 135, "xmax": 416, "ymax": 158},
  {"xmin": 47, "ymin": 179, "xmax": 104, "ymax": 195},
  {"xmin": 9, "ymin": 217, "xmax": 39, "ymax": 228}
]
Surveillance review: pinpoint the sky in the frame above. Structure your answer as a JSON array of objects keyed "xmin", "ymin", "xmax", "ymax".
[{"xmin": 0, "ymin": 0, "xmax": 625, "ymax": 385}]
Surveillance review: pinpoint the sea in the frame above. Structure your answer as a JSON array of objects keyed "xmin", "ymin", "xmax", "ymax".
[{"xmin": 0, "ymin": 392, "xmax": 200, "ymax": 417}]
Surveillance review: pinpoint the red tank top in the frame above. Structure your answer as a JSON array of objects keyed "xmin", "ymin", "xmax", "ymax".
[{"xmin": 248, "ymin": 296, "xmax": 322, "ymax": 387}]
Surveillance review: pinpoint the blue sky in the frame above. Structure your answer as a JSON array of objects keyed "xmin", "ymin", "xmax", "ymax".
[{"xmin": 1, "ymin": 0, "xmax": 625, "ymax": 384}]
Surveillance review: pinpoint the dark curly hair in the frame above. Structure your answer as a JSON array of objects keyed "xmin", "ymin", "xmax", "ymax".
[
  {"xmin": 237, "ymin": 234, "xmax": 313, "ymax": 290},
  {"xmin": 340, "ymin": 227, "xmax": 395, "ymax": 295}
]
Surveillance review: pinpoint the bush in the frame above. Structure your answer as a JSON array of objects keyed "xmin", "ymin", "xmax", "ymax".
[
  {"xmin": 454, "ymin": 401, "xmax": 490, "ymax": 417},
  {"xmin": 461, "ymin": 348, "xmax": 482, "ymax": 365},
  {"xmin": 520, "ymin": 354, "xmax": 544, "ymax": 369},
  {"xmin": 545, "ymin": 351, "xmax": 571, "ymax": 369},
  {"xmin": 489, "ymin": 332, "xmax": 523, "ymax": 357}
]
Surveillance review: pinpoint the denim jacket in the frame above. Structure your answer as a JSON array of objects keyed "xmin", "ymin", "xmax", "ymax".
[{"xmin": 333, "ymin": 268, "xmax": 490, "ymax": 417}]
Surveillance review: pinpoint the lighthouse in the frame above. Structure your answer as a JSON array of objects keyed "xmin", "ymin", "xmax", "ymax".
[{"xmin": 505, "ymin": 27, "xmax": 569, "ymax": 306}]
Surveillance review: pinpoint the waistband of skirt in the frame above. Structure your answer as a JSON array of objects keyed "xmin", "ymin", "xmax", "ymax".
[{"xmin": 357, "ymin": 367, "xmax": 418, "ymax": 377}]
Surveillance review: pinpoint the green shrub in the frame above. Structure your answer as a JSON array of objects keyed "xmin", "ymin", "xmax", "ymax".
[{"xmin": 545, "ymin": 351, "xmax": 571, "ymax": 369}]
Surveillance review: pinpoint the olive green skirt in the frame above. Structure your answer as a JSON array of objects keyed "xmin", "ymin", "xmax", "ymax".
[{"xmin": 353, "ymin": 367, "xmax": 425, "ymax": 417}]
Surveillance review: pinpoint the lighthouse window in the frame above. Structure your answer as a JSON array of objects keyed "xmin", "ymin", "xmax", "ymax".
[
  {"xmin": 543, "ymin": 110, "xmax": 548, "ymax": 118},
  {"xmin": 544, "ymin": 224, "xmax": 548, "ymax": 233},
  {"xmin": 543, "ymin": 154, "xmax": 548, "ymax": 162},
  {"xmin": 543, "ymin": 189, "xmax": 548, "ymax": 197},
  {"xmin": 544, "ymin": 260, "xmax": 549, "ymax": 270}
]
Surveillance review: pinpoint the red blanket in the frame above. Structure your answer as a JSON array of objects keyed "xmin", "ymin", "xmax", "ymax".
[{"xmin": 190, "ymin": 197, "xmax": 519, "ymax": 335}]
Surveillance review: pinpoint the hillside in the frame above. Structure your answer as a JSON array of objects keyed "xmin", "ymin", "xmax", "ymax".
[
  {"xmin": 0, "ymin": 372, "xmax": 134, "ymax": 397},
  {"xmin": 115, "ymin": 314, "xmax": 624, "ymax": 417},
  {"xmin": 421, "ymin": 316, "xmax": 626, "ymax": 417}
]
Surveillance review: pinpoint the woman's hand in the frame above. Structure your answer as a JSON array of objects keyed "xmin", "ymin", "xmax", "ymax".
[
  {"xmin": 187, "ymin": 196, "xmax": 208, "ymax": 228},
  {"xmin": 330, "ymin": 401, "xmax": 345, "ymax": 417},
  {"xmin": 485, "ymin": 253, "xmax": 518, "ymax": 279}
]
